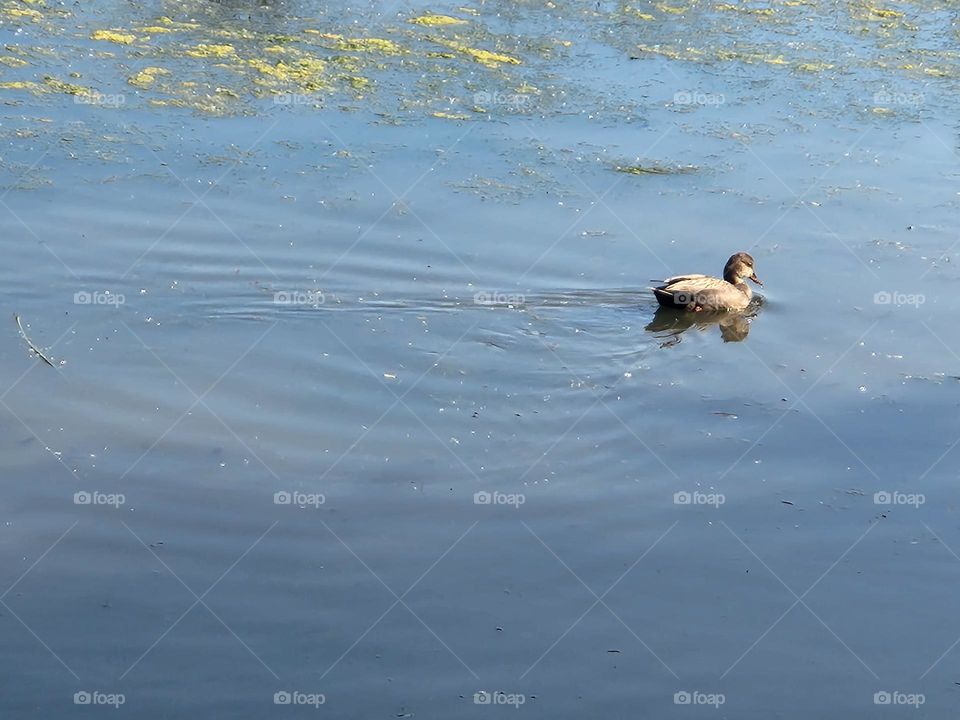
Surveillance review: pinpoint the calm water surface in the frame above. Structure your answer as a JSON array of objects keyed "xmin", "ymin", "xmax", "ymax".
[{"xmin": 2, "ymin": 0, "xmax": 960, "ymax": 716}]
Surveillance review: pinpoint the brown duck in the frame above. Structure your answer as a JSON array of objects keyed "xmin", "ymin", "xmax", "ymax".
[{"xmin": 652, "ymin": 252, "xmax": 763, "ymax": 311}]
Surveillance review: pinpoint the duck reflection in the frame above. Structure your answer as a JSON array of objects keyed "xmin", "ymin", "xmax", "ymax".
[{"xmin": 645, "ymin": 305, "xmax": 758, "ymax": 346}]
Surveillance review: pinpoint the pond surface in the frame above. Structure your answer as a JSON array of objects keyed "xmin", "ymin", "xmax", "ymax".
[{"xmin": 2, "ymin": 0, "xmax": 960, "ymax": 716}]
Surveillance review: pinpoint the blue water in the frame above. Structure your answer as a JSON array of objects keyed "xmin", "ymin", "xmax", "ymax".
[{"xmin": 2, "ymin": 0, "xmax": 960, "ymax": 716}]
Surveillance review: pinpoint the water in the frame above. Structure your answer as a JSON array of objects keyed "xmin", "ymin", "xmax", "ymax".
[{"xmin": 2, "ymin": 0, "xmax": 960, "ymax": 716}]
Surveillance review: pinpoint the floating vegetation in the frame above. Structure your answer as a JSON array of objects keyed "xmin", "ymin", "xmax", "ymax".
[
  {"xmin": 14, "ymin": 314, "xmax": 55, "ymax": 368},
  {"xmin": 7, "ymin": 8, "xmax": 40, "ymax": 20},
  {"xmin": 128, "ymin": 66, "xmax": 169, "ymax": 89},
  {"xmin": 715, "ymin": 3, "xmax": 776, "ymax": 16},
  {"xmin": 246, "ymin": 54, "xmax": 328, "ymax": 93},
  {"xmin": 42, "ymin": 75, "xmax": 90, "ymax": 95},
  {"xmin": 796, "ymin": 61, "xmax": 834, "ymax": 72},
  {"xmin": 633, "ymin": 44, "xmax": 705, "ymax": 61},
  {"xmin": 865, "ymin": 5, "xmax": 903, "ymax": 18},
  {"xmin": 0, "ymin": 75, "xmax": 93, "ymax": 96},
  {"xmin": 0, "ymin": 80, "xmax": 44, "ymax": 92},
  {"xmin": 409, "ymin": 14, "xmax": 468, "ymax": 26},
  {"xmin": 306, "ymin": 33, "xmax": 406, "ymax": 55},
  {"xmin": 90, "ymin": 29, "xmax": 136, "ymax": 44},
  {"xmin": 0, "ymin": 0, "xmax": 952, "ymax": 122},
  {"xmin": 615, "ymin": 163, "xmax": 698, "ymax": 175},
  {"xmin": 185, "ymin": 43, "xmax": 236, "ymax": 58},
  {"xmin": 429, "ymin": 38, "xmax": 521, "ymax": 68}
]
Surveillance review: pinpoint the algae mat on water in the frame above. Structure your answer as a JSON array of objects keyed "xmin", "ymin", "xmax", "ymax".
[{"xmin": 0, "ymin": 0, "xmax": 952, "ymax": 119}]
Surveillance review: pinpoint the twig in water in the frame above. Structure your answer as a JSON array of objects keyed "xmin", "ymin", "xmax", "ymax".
[{"xmin": 14, "ymin": 313, "xmax": 55, "ymax": 367}]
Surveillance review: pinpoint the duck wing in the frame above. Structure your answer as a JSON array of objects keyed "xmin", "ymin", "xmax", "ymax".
[
  {"xmin": 652, "ymin": 276, "xmax": 747, "ymax": 310},
  {"xmin": 651, "ymin": 273, "xmax": 710, "ymax": 284}
]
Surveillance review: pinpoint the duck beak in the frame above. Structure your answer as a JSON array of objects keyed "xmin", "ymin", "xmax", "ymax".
[{"xmin": 749, "ymin": 273, "xmax": 763, "ymax": 286}]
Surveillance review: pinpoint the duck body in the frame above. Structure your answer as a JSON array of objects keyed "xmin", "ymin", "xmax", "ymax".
[{"xmin": 652, "ymin": 252, "xmax": 762, "ymax": 312}]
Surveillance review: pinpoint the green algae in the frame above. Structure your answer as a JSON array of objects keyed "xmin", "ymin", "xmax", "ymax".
[
  {"xmin": 90, "ymin": 29, "xmax": 136, "ymax": 44},
  {"xmin": 0, "ymin": 80, "xmax": 44, "ymax": 92},
  {"xmin": 246, "ymin": 55, "xmax": 328, "ymax": 92},
  {"xmin": 429, "ymin": 37, "xmax": 520, "ymax": 67},
  {"xmin": 185, "ymin": 43, "xmax": 237, "ymax": 58},
  {"xmin": 303, "ymin": 32, "xmax": 407, "ymax": 55},
  {"xmin": 128, "ymin": 66, "xmax": 169, "ymax": 88},
  {"xmin": 432, "ymin": 110, "xmax": 470, "ymax": 119},
  {"xmin": 409, "ymin": 14, "xmax": 467, "ymax": 26},
  {"xmin": 5, "ymin": 6, "xmax": 40, "ymax": 20},
  {"xmin": 615, "ymin": 163, "xmax": 698, "ymax": 175},
  {"xmin": 0, "ymin": 75, "xmax": 91, "ymax": 96},
  {"xmin": 0, "ymin": 0, "xmax": 953, "ymax": 122}
]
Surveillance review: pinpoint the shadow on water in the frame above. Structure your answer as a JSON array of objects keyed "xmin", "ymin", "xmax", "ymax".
[{"xmin": 645, "ymin": 303, "xmax": 763, "ymax": 346}]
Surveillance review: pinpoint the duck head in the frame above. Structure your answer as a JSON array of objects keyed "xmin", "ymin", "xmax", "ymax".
[{"xmin": 723, "ymin": 252, "xmax": 762, "ymax": 287}]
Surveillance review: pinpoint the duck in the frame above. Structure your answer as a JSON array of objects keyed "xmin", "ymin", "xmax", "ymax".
[{"xmin": 652, "ymin": 252, "xmax": 762, "ymax": 311}]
